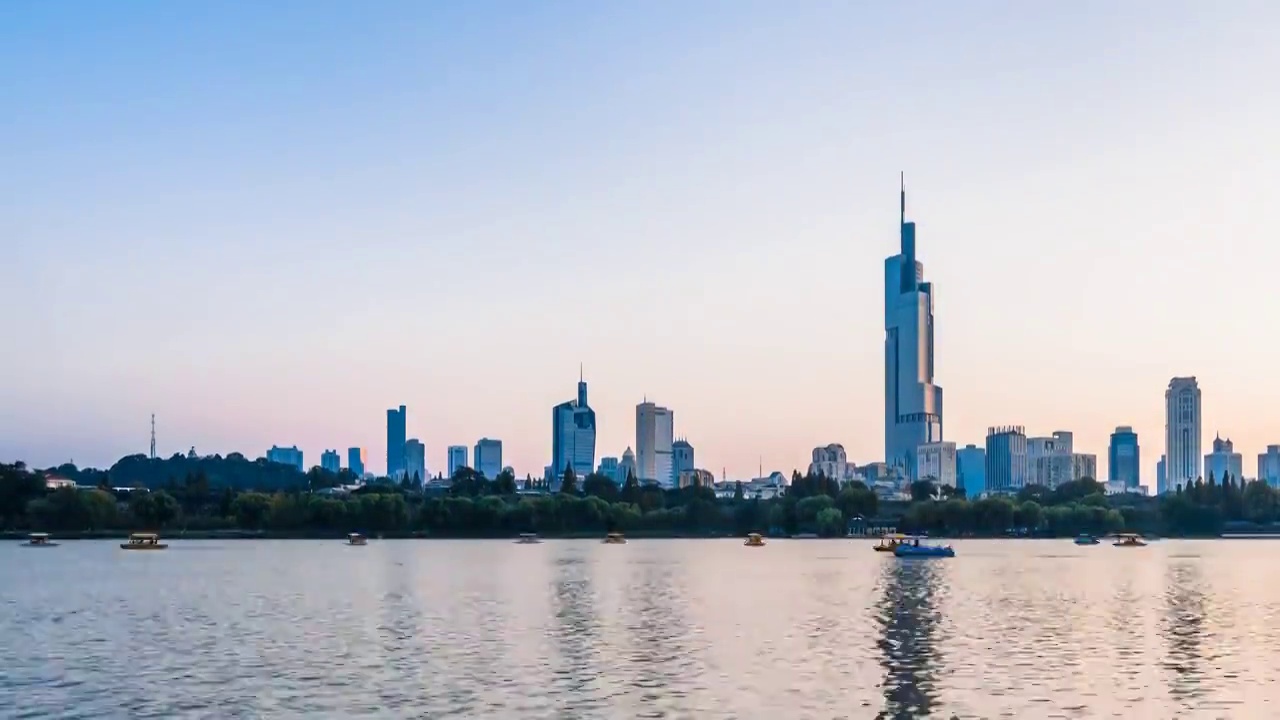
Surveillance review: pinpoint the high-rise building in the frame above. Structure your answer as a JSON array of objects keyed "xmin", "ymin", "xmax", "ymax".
[
  {"xmin": 1071, "ymin": 453, "xmax": 1098, "ymax": 482},
  {"xmin": 386, "ymin": 405, "xmax": 407, "ymax": 479},
  {"xmin": 1204, "ymin": 434, "xmax": 1243, "ymax": 484},
  {"xmin": 915, "ymin": 441, "xmax": 957, "ymax": 487},
  {"xmin": 1165, "ymin": 377, "xmax": 1202, "ymax": 492},
  {"xmin": 405, "ymin": 439, "xmax": 426, "ymax": 484},
  {"xmin": 808, "ymin": 444, "xmax": 858, "ymax": 484},
  {"xmin": 672, "ymin": 439, "xmax": 695, "ymax": 477},
  {"xmin": 474, "ymin": 438, "xmax": 502, "ymax": 479},
  {"xmin": 266, "ymin": 445, "xmax": 304, "ymax": 472},
  {"xmin": 347, "ymin": 447, "xmax": 366, "ymax": 477},
  {"xmin": 884, "ymin": 176, "xmax": 944, "ymax": 478},
  {"xmin": 985, "ymin": 426, "xmax": 1027, "ymax": 494},
  {"xmin": 1108, "ymin": 426, "xmax": 1141, "ymax": 489},
  {"xmin": 1156, "ymin": 455, "xmax": 1167, "ymax": 495},
  {"xmin": 320, "ymin": 449, "xmax": 341, "ymax": 473},
  {"xmin": 618, "ymin": 447, "xmax": 637, "ymax": 483},
  {"xmin": 1258, "ymin": 446, "xmax": 1280, "ymax": 488},
  {"xmin": 957, "ymin": 444, "xmax": 986, "ymax": 498},
  {"xmin": 636, "ymin": 401, "xmax": 674, "ymax": 486},
  {"xmin": 447, "ymin": 445, "xmax": 468, "ymax": 479},
  {"xmin": 552, "ymin": 369, "xmax": 597, "ymax": 478}
]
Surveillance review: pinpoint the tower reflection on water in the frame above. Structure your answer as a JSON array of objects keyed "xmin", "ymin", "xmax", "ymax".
[{"xmin": 875, "ymin": 558, "xmax": 945, "ymax": 720}]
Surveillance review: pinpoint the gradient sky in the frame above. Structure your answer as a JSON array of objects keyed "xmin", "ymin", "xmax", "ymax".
[{"xmin": 4, "ymin": 1, "xmax": 1278, "ymax": 482}]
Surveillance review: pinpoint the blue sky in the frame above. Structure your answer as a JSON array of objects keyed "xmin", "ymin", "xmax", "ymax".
[{"xmin": 3, "ymin": 1, "xmax": 1278, "ymax": 481}]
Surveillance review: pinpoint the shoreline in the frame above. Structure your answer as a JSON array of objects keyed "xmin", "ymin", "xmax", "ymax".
[{"xmin": 2, "ymin": 530, "xmax": 1239, "ymax": 541}]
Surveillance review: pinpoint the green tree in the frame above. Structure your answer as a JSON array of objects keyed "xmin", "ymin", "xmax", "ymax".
[
  {"xmin": 582, "ymin": 473, "xmax": 619, "ymax": 502},
  {"xmin": 231, "ymin": 492, "xmax": 272, "ymax": 530},
  {"xmin": 816, "ymin": 507, "xmax": 845, "ymax": 537},
  {"xmin": 560, "ymin": 465, "xmax": 578, "ymax": 495}
]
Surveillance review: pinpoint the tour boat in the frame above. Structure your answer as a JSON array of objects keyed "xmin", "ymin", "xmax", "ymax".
[
  {"xmin": 1113, "ymin": 533, "xmax": 1147, "ymax": 547},
  {"xmin": 602, "ymin": 532, "xmax": 627, "ymax": 544},
  {"xmin": 743, "ymin": 533, "xmax": 766, "ymax": 547},
  {"xmin": 346, "ymin": 533, "xmax": 368, "ymax": 546},
  {"xmin": 893, "ymin": 539, "xmax": 955, "ymax": 558},
  {"xmin": 1074, "ymin": 534, "xmax": 1100, "ymax": 545},
  {"xmin": 121, "ymin": 533, "xmax": 168, "ymax": 550},
  {"xmin": 24, "ymin": 533, "xmax": 58, "ymax": 548},
  {"xmin": 515, "ymin": 533, "xmax": 542, "ymax": 544},
  {"xmin": 874, "ymin": 534, "xmax": 908, "ymax": 552}
]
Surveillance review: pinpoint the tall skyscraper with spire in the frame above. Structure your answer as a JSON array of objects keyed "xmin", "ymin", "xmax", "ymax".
[
  {"xmin": 884, "ymin": 175, "xmax": 944, "ymax": 478},
  {"xmin": 552, "ymin": 365, "xmax": 597, "ymax": 482}
]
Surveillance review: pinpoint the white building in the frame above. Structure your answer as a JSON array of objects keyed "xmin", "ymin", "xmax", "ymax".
[
  {"xmin": 1027, "ymin": 431, "xmax": 1076, "ymax": 487},
  {"xmin": 636, "ymin": 401, "xmax": 674, "ymax": 487},
  {"xmin": 1258, "ymin": 446, "xmax": 1280, "ymax": 488},
  {"xmin": 1071, "ymin": 453, "xmax": 1098, "ymax": 482},
  {"xmin": 405, "ymin": 439, "xmax": 426, "ymax": 483},
  {"xmin": 1204, "ymin": 434, "xmax": 1243, "ymax": 483},
  {"xmin": 808, "ymin": 444, "xmax": 860, "ymax": 483},
  {"xmin": 618, "ymin": 447, "xmax": 637, "ymax": 483},
  {"xmin": 915, "ymin": 441, "xmax": 957, "ymax": 488},
  {"xmin": 1165, "ymin": 376, "xmax": 1202, "ymax": 492}
]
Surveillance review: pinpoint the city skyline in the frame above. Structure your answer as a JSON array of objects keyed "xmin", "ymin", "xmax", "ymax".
[{"xmin": 4, "ymin": 3, "xmax": 1279, "ymax": 480}]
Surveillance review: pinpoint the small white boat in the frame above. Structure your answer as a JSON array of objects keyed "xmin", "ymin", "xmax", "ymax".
[
  {"xmin": 24, "ymin": 533, "xmax": 59, "ymax": 548},
  {"xmin": 602, "ymin": 532, "xmax": 627, "ymax": 544},
  {"xmin": 346, "ymin": 533, "xmax": 368, "ymax": 546},
  {"xmin": 515, "ymin": 533, "xmax": 542, "ymax": 544},
  {"xmin": 1113, "ymin": 533, "xmax": 1147, "ymax": 547},
  {"xmin": 744, "ymin": 533, "xmax": 766, "ymax": 547},
  {"xmin": 121, "ymin": 533, "xmax": 168, "ymax": 550}
]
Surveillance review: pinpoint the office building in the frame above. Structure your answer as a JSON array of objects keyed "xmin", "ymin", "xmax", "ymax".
[
  {"xmin": 915, "ymin": 441, "xmax": 957, "ymax": 487},
  {"xmin": 447, "ymin": 445, "xmax": 468, "ymax": 479},
  {"xmin": 957, "ymin": 444, "xmax": 986, "ymax": 498},
  {"xmin": 618, "ymin": 447, "xmax": 637, "ymax": 483},
  {"xmin": 474, "ymin": 438, "xmax": 502, "ymax": 479},
  {"xmin": 636, "ymin": 401, "xmax": 675, "ymax": 486},
  {"xmin": 551, "ymin": 369, "xmax": 597, "ymax": 478},
  {"xmin": 985, "ymin": 426, "xmax": 1028, "ymax": 494},
  {"xmin": 1165, "ymin": 377, "xmax": 1202, "ymax": 492},
  {"xmin": 884, "ymin": 176, "xmax": 944, "ymax": 478},
  {"xmin": 1204, "ymin": 434, "xmax": 1243, "ymax": 483},
  {"xmin": 673, "ymin": 439, "xmax": 695, "ymax": 477},
  {"xmin": 597, "ymin": 456, "xmax": 620, "ymax": 483},
  {"xmin": 1157, "ymin": 455, "xmax": 1167, "ymax": 495},
  {"xmin": 1258, "ymin": 446, "xmax": 1280, "ymax": 488},
  {"xmin": 1026, "ymin": 431, "xmax": 1075, "ymax": 488},
  {"xmin": 677, "ymin": 468, "xmax": 714, "ymax": 489},
  {"xmin": 405, "ymin": 439, "xmax": 426, "ymax": 484},
  {"xmin": 386, "ymin": 405, "xmax": 407, "ymax": 479},
  {"xmin": 347, "ymin": 447, "xmax": 366, "ymax": 477},
  {"xmin": 1108, "ymin": 426, "xmax": 1140, "ymax": 489},
  {"xmin": 266, "ymin": 445, "xmax": 304, "ymax": 472},
  {"xmin": 320, "ymin": 449, "xmax": 341, "ymax": 473},
  {"xmin": 1071, "ymin": 453, "xmax": 1098, "ymax": 482}
]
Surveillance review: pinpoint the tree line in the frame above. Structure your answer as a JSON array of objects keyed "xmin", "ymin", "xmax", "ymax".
[{"xmin": 3, "ymin": 457, "xmax": 1278, "ymax": 538}]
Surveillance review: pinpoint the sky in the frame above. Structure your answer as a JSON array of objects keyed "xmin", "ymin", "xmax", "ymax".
[{"xmin": 3, "ymin": 1, "xmax": 1279, "ymax": 483}]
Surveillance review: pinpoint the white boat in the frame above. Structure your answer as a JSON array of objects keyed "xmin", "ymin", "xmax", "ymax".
[
  {"xmin": 515, "ymin": 533, "xmax": 542, "ymax": 544},
  {"xmin": 346, "ymin": 533, "xmax": 368, "ymax": 546},
  {"xmin": 24, "ymin": 533, "xmax": 59, "ymax": 548}
]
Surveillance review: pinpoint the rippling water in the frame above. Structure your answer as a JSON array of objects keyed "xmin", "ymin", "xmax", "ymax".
[{"xmin": 2, "ymin": 539, "xmax": 1278, "ymax": 719}]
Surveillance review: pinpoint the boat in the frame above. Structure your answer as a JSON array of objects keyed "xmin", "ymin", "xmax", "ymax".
[
  {"xmin": 346, "ymin": 533, "xmax": 368, "ymax": 546},
  {"xmin": 893, "ymin": 538, "xmax": 955, "ymax": 558},
  {"xmin": 1074, "ymin": 534, "xmax": 1100, "ymax": 545},
  {"xmin": 603, "ymin": 532, "xmax": 627, "ymax": 544},
  {"xmin": 23, "ymin": 533, "xmax": 59, "ymax": 548},
  {"xmin": 743, "ymin": 533, "xmax": 766, "ymax": 547},
  {"xmin": 515, "ymin": 533, "xmax": 542, "ymax": 544},
  {"xmin": 874, "ymin": 533, "xmax": 909, "ymax": 552},
  {"xmin": 120, "ymin": 533, "xmax": 168, "ymax": 550},
  {"xmin": 1113, "ymin": 533, "xmax": 1147, "ymax": 547}
]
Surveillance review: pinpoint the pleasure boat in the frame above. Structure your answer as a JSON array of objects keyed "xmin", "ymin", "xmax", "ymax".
[
  {"xmin": 874, "ymin": 534, "xmax": 909, "ymax": 552},
  {"xmin": 515, "ymin": 533, "xmax": 542, "ymax": 544},
  {"xmin": 603, "ymin": 532, "xmax": 627, "ymax": 544},
  {"xmin": 346, "ymin": 533, "xmax": 368, "ymax": 546},
  {"xmin": 893, "ymin": 538, "xmax": 955, "ymax": 558},
  {"xmin": 1113, "ymin": 533, "xmax": 1147, "ymax": 547},
  {"xmin": 121, "ymin": 533, "xmax": 168, "ymax": 550},
  {"xmin": 24, "ymin": 533, "xmax": 59, "ymax": 548},
  {"xmin": 744, "ymin": 533, "xmax": 766, "ymax": 547},
  {"xmin": 1074, "ymin": 534, "xmax": 1100, "ymax": 545}
]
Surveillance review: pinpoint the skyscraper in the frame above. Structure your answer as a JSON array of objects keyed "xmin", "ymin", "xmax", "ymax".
[
  {"xmin": 447, "ymin": 445, "xmax": 468, "ymax": 479},
  {"xmin": 474, "ymin": 438, "xmax": 502, "ymax": 479},
  {"xmin": 957, "ymin": 444, "xmax": 986, "ymax": 498},
  {"xmin": 320, "ymin": 449, "xmax": 341, "ymax": 473},
  {"xmin": 1108, "ymin": 426, "xmax": 1140, "ymax": 489},
  {"xmin": 405, "ymin": 439, "xmax": 426, "ymax": 484},
  {"xmin": 636, "ymin": 401, "xmax": 674, "ymax": 486},
  {"xmin": 386, "ymin": 405, "xmax": 407, "ymax": 479},
  {"xmin": 1204, "ymin": 434, "xmax": 1242, "ymax": 484},
  {"xmin": 1156, "ymin": 455, "xmax": 1167, "ymax": 495},
  {"xmin": 347, "ymin": 447, "xmax": 365, "ymax": 478},
  {"xmin": 1165, "ymin": 377, "xmax": 1202, "ymax": 492},
  {"xmin": 552, "ymin": 368, "xmax": 597, "ymax": 478},
  {"xmin": 266, "ymin": 445, "xmax": 304, "ymax": 472},
  {"xmin": 884, "ymin": 176, "xmax": 944, "ymax": 477},
  {"xmin": 1258, "ymin": 446, "xmax": 1280, "ymax": 488}
]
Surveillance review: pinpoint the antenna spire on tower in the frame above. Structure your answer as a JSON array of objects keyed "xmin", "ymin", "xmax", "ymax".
[
  {"xmin": 900, "ymin": 171, "xmax": 906, "ymax": 224},
  {"xmin": 150, "ymin": 414, "xmax": 156, "ymax": 460}
]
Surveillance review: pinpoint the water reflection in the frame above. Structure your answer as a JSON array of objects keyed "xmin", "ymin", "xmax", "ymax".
[
  {"xmin": 548, "ymin": 549, "xmax": 605, "ymax": 716},
  {"xmin": 875, "ymin": 559, "xmax": 942, "ymax": 720},
  {"xmin": 622, "ymin": 553, "xmax": 699, "ymax": 719},
  {"xmin": 1162, "ymin": 560, "xmax": 1207, "ymax": 708}
]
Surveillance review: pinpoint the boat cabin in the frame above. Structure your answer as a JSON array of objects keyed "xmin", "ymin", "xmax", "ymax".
[{"xmin": 346, "ymin": 533, "xmax": 368, "ymax": 546}]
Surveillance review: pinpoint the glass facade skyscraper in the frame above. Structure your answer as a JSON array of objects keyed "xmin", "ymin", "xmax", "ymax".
[
  {"xmin": 386, "ymin": 405, "xmax": 406, "ymax": 479},
  {"xmin": 1108, "ymin": 426, "xmax": 1140, "ymax": 489},
  {"xmin": 551, "ymin": 370, "xmax": 596, "ymax": 481}
]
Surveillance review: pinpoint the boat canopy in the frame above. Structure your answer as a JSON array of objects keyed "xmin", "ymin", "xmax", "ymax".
[
  {"xmin": 129, "ymin": 533, "xmax": 159, "ymax": 539},
  {"xmin": 29, "ymin": 532, "xmax": 49, "ymax": 538}
]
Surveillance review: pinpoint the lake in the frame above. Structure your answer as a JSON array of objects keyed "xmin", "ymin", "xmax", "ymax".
[{"xmin": 1, "ymin": 538, "xmax": 1277, "ymax": 719}]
